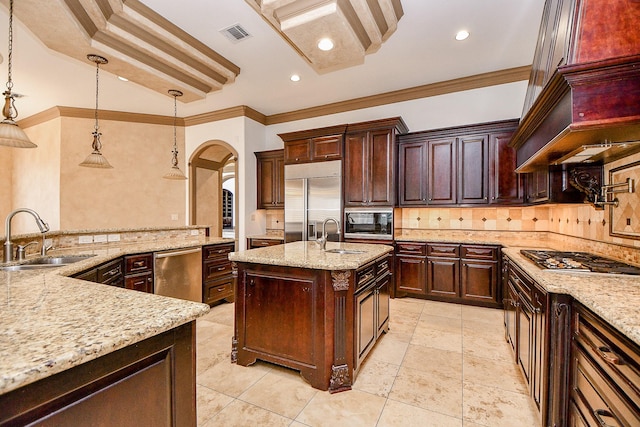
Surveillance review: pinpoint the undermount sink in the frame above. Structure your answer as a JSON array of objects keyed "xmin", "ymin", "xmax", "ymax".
[
  {"xmin": 23, "ymin": 255, "xmax": 96, "ymax": 265},
  {"xmin": 324, "ymin": 249, "xmax": 366, "ymax": 255},
  {"xmin": 0, "ymin": 255, "xmax": 96, "ymax": 271}
]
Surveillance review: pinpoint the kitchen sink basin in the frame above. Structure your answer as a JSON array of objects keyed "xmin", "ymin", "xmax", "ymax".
[
  {"xmin": 0, "ymin": 255, "xmax": 96, "ymax": 271},
  {"xmin": 22, "ymin": 255, "xmax": 96, "ymax": 265},
  {"xmin": 325, "ymin": 249, "xmax": 365, "ymax": 255}
]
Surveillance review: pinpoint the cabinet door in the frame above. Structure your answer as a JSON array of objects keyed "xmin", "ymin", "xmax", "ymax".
[
  {"xmin": 461, "ymin": 260, "xmax": 498, "ymax": 304},
  {"xmin": 526, "ymin": 168, "xmax": 549, "ymax": 203},
  {"xmin": 256, "ymin": 150, "xmax": 284, "ymax": 209},
  {"xmin": 312, "ymin": 135, "xmax": 342, "ymax": 161},
  {"xmin": 504, "ymin": 281, "xmax": 518, "ymax": 355},
  {"xmin": 517, "ymin": 293, "xmax": 534, "ymax": 386},
  {"xmin": 344, "ymin": 132, "xmax": 368, "ymax": 205},
  {"xmin": 398, "ymin": 141, "xmax": 428, "ymax": 205},
  {"xmin": 427, "ymin": 138, "xmax": 457, "ymax": 204},
  {"xmin": 489, "ymin": 131, "xmax": 523, "ymax": 204},
  {"xmin": 396, "ymin": 255, "xmax": 426, "ymax": 295},
  {"xmin": 458, "ymin": 134, "xmax": 489, "ymax": 204},
  {"xmin": 125, "ymin": 272, "xmax": 153, "ymax": 293},
  {"xmin": 369, "ymin": 129, "xmax": 394, "ymax": 205},
  {"xmin": 284, "ymin": 139, "xmax": 311, "ymax": 164},
  {"xmin": 427, "ymin": 257, "xmax": 459, "ymax": 297},
  {"xmin": 376, "ymin": 274, "xmax": 390, "ymax": 336},
  {"xmin": 355, "ymin": 284, "xmax": 377, "ymax": 367},
  {"xmin": 532, "ymin": 287, "xmax": 546, "ymax": 411}
]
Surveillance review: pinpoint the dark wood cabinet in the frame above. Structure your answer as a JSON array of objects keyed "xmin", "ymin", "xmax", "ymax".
[
  {"xmin": 344, "ymin": 117, "xmax": 408, "ymax": 207},
  {"xmin": 525, "ymin": 164, "xmax": 603, "ymax": 204},
  {"xmin": 278, "ymin": 124, "xmax": 347, "ymax": 164},
  {"xmin": 526, "ymin": 168, "xmax": 549, "ymax": 204},
  {"xmin": 73, "ymin": 257, "xmax": 124, "ymax": 288},
  {"xmin": 355, "ymin": 255, "xmax": 391, "ymax": 370},
  {"xmin": 202, "ymin": 242, "xmax": 235, "ymax": 305},
  {"xmin": 256, "ymin": 149, "xmax": 285, "ymax": 209},
  {"xmin": 0, "ymin": 322, "xmax": 197, "ymax": 426},
  {"xmin": 503, "ymin": 255, "xmax": 573, "ymax": 426},
  {"xmin": 395, "ymin": 242, "xmax": 501, "ymax": 308},
  {"xmin": 569, "ymin": 303, "xmax": 640, "ymax": 427},
  {"xmin": 489, "ymin": 131, "xmax": 523, "ymax": 204},
  {"xmin": 124, "ymin": 253, "xmax": 153, "ymax": 293},
  {"xmin": 458, "ymin": 134, "xmax": 489, "ymax": 204},
  {"xmin": 398, "ymin": 119, "xmax": 521, "ymax": 207},
  {"xmin": 427, "ymin": 138, "xmax": 457, "ymax": 205}
]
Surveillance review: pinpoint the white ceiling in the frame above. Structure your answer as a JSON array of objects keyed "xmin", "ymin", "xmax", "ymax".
[{"xmin": 0, "ymin": 0, "xmax": 545, "ymax": 120}]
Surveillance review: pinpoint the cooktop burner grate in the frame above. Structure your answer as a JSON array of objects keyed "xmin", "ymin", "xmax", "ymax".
[{"xmin": 520, "ymin": 250, "xmax": 640, "ymax": 275}]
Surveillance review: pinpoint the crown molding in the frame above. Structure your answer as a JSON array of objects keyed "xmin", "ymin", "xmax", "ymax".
[{"xmin": 19, "ymin": 106, "xmax": 184, "ymax": 128}]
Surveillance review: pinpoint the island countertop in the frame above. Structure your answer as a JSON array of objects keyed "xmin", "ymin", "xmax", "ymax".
[
  {"xmin": 0, "ymin": 236, "xmax": 234, "ymax": 395},
  {"xmin": 228, "ymin": 241, "xmax": 394, "ymax": 270}
]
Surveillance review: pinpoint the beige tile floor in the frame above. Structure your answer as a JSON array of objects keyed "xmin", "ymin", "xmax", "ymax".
[{"xmin": 196, "ymin": 298, "xmax": 539, "ymax": 427}]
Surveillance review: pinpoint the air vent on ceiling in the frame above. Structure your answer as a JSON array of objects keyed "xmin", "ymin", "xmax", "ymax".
[{"xmin": 220, "ymin": 24, "xmax": 252, "ymax": 43}]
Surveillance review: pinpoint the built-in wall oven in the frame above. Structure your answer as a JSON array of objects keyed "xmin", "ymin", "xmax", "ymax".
[{"xmin": 343, "ymin": 208, "xmax": 393, "ymax": 241}]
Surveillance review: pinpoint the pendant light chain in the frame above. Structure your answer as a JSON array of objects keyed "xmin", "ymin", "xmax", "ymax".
[
  {"xmin": 93, "ymin": 58, "xmax": 100, "ymax": 145},
  {"xmin": 172, "ymin": 91, "xmax": 178, "ymax": 166},
  {"xmin": 6, "ymin": 0, "xmax": 13, "ymax": 91}
]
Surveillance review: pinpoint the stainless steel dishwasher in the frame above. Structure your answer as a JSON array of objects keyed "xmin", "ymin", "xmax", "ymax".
[{"xmin": 154, "ymin": 247, "xmax": 202, "ymax": 302}]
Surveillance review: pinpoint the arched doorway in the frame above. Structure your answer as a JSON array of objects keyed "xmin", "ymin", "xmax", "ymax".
[{"xmin": 189, "ymin": 141, "xmax": 238, "ymax": 239}]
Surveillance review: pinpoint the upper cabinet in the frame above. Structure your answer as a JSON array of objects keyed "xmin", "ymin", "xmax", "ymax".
[
  {"xmin": 512, "ymin": 0, "xmax": 640, "ymax": 172},
  {"xmin": 344, "ymin": 117, "xmax": 408, "ymax": 207},
  {"xmin": 278, "ymin": 125, "xmax": 347, "ymax": 164},
  {"xmin": 398, "ymin": 120, "xmax": 521, "ymax": 207},
  {"xmin": 256, "ymin": 149, "xmax": 285, "ymax": 209}
]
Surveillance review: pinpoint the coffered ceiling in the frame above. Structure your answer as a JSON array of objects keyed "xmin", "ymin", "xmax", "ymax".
[{"xmin": 0, "ymin": 0, "xmax": 545, "ymax": 120}]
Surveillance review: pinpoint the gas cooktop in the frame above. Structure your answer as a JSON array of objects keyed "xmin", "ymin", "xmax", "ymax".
[{"xmin": 520, "ymin": 250, "xmax": 640, "ymax": 275}]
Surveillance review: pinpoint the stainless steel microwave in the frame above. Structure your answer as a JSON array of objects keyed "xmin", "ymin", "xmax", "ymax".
[{"xmin": 343, "ymin": 208, "xmax": 393, "ymax": 240}]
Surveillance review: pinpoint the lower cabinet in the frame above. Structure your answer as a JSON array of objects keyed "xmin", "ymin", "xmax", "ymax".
[
  {"xmin": 124, "ymin": 253, "xmax": 154, "ymax": 293},
  {"xmin": 202, "ymin": 242, "xmax": 235, "ymax": 305},
  {"xmin": 503, "ymin": 254, "xmax": 573, "ymax": 427},
  {"xmin": 73, "ymin": 257, "xmax": 124, "ymax": 288},
  {"xmin": 569, "ymin": 302, "xmax": 640, "ymax": 427},
  {"xmin": 247, "ymin": 237, "xmax": 283, "ymax": 249},
  {"xmin": 395, "ymin": 241, "xmax": 501, "ymax": 308},
  {"xmin": 355, "ymin": 255, "xmax": 391, "ymax": 371}
]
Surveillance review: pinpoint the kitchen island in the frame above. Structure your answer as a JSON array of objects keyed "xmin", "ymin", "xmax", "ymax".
[
  {"xmin": 229, "ymin": 241, "xmax": 393, "ymax": 392},
  {"xmin": 0, "ymin": 236, "xmax": 231, "ymax": 426}
]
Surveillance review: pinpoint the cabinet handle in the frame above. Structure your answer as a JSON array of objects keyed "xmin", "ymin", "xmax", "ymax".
[
  {"xmin": 147, "ymin": 277, "xmax": 152, "ymax": 283},
  {"xmin": 593, "ymin": 409, "xmax": 618, "ymax": 427},
  {"xmin": 217, "ymin": 266, "xmax": 227, "ymax": 271},
  {"xmin": 597, "ymin": 346, "xmax": 623, "ymax": 365},
  {"xmin": 105, "ymin": 267, "xmax": 120, "ymax": 277},
  {"xmin": 133, "ymin": 260, "xmax": 145, "ymax": 268}
]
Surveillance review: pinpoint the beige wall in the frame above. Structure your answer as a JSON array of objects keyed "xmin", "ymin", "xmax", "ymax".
[
  {"xmin": 59, "ymin": 117, "xmax": 186, "ymax": 230},
  {"xmin": 195, "ymin": 167, "xmax": 220, "ymax": 235},
  {"xmin": 0, "ymin": 146, "xmax": 14, "ymax": 226}
]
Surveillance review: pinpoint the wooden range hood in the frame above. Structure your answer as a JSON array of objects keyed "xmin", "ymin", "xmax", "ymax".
[{"xmin": 509, "ymin": 0, "xmax": 640, "ymax": 173}]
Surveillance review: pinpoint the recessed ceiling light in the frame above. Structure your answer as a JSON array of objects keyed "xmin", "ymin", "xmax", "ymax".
[
  {"xmin": 117, "ymin": 75, "xmax": 129, "ymax": 82},
  {"xmin": 455, "ymin": 30, "xmax": 470, "ymax": 41},
  {"xmin": 317, "ymin": 38, "xmax": 334, "ymax": 51},
  {"xmin": 290, "ymin": 74, "xmax": 301, "ymax": 82}
]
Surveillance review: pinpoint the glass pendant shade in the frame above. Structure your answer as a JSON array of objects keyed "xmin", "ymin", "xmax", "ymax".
[
  {"xmin": 0, "ymin": 0, "xmax": 36, "ymax": 148},
  {"xmin": 163, "ymin": 89, "xmax": 186, "ymax": 180},
  {"xmin": 80, "ymin": 54, "xmax": 112, "ymax": 168}
]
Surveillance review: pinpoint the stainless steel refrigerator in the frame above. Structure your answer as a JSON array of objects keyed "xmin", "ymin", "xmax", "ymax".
[{"xmin": 284, "ymin": 160, "xmax": 342, "ymax": 243}]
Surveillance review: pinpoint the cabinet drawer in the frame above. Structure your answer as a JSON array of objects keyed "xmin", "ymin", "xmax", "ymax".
[
  {"xmin": 204, "ymin": 259, "xmax": 232, "ymax": 281},
  {"xmin": 125, "ymin": 253, "xmax": 153, "ymax": 274},
  {"xmin": 461, "ymin": 245, "xmax": 498, "ymax": 260},
  {"xmin": 574, "ymin": 307, "xmax": 640, "ymax": 410},
  {"xmin": 97, "ymin": 258, "xmax": 124, "ymax": 286},
  {"xmin": 124, "ymin": 272, "xmax": 153, "ymax": 293},
  {"xmin": 427, "ymin": 243, "xmax": 460, "ymax": 258},
  {"xmin": 572, "ymin": 343, "xmax": 640, "ymax": 427},
  {"xmin": 396, "ymin": 242, "xmax": 427, "ymax": 256},
  {"xmin": 509, "ymin": 263, "xmax": 533, "ymax": 298},
  {"xmin": 376, "ymin": 255, "xmax": 392, "ymax": 278},
  {"xmin": 203, "ymin": 243, "xmax": 235, "ymax": 261},
  {"xmin": 356, "ymin": 264, "xmax": 376, "ymax": 290},
  {"xmin": 204, "ymin": 276, "xmax": 234, "ymax": 305}
]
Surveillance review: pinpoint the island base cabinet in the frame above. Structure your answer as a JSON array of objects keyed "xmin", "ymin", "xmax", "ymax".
[{"xmin": 0, "ymin": 322, "xmax": 196, "ymax": 427}]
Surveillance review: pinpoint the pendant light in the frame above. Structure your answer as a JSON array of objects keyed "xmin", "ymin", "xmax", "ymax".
[
  {"xmin": 163, "ymin": 89, "xmax": 187, "ymax": 180},
  {"xmin": 79, "ymin": 54, "xmax": 113, "ymax": 168},
  {"xmin": 0, "ymin": 0, "xmax": 36, "ymax": 148}
]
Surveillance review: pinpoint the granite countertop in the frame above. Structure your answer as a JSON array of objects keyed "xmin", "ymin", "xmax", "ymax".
[
  {"xmin": 229, "ymin": 241, "xmax": 393, "ymax": 270},
  {"xmin": 502, "ymin": 247, "xmax": 640, "ymax": 347},
  {"xmin": 0, "ymin": 236, "xmax": 234, "ymax": 395}
]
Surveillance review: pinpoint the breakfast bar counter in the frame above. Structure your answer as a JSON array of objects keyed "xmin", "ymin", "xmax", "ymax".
[{"xmin": 229, "ymin": 241, "xmax": 394, "ymax": 392}]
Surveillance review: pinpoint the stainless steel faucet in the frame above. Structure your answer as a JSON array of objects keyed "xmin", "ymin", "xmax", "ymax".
[
  {"xmin": 3, "ymin": 208, "xmax": 50, "ymax": 262},
  {"xmin": 316, "ymin": 217, "xmax": 340, "ymax": 251}
]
